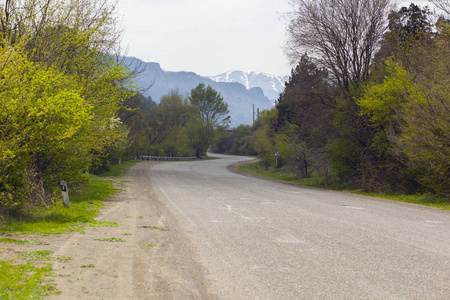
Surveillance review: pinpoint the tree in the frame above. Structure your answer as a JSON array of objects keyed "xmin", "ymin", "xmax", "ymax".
[
  {"xmin": 395, "ymin": 22, "xmax": 450, "ymax": 198},
  {"xmin": 146, "ymin": 91, "xmax": 196, "ymax": 156},
  {"xmin": 358, "ymin": 59, "xmax": 425, "ymax": 192},
  {"xmin": 375, "ymin": 4, "xmax": 435, "ymax": 78},
  {"xmin": 276, "ymin": 54, "xmax": 335, "ymax": 178},
  {"xmin": 0, "ymin": 0, "xmax": 133, "ymax": 214},
  {"xmin": 189, "ymin": 84, "xmax": 230, "ymax": 127},
  {"xmin": 431, "ymin": 0, "xmax": 450, "ymax": 14},
  {"xmin": 0, "ymin": 43, "xmax": 93, "ymax": 210},
  {"xmin": 188, "ymin": 84, "xmax": 230, "ymax": 156},
  {"xmin": 286, "ymin": 0, "xmax": 392, "ymax": 92},
  {"xmin": 213, "ymin": 125, "xmax": 256, "ymax": 156}
]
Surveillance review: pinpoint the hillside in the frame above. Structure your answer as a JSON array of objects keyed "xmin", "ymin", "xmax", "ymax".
[{"xmin": 122, "ymin": 56, "xmax": 276, "ymax": 127}]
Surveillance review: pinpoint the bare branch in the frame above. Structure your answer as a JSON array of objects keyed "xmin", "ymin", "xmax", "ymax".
[{"xmin": 285, "ymin": 0, "xmax": 393, "ymax": 91}]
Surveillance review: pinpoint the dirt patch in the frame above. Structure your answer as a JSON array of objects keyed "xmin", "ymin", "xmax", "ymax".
[{"xmin": 0, "ymin": 162, "xmax": 217, "ymax": 299}]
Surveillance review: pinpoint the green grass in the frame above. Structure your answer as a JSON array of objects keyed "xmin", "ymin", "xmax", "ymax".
[
  {"xmin": 0, "ymin": 177, "xmax": 115, "ymax": 235},
  {"xmin": 142, "ymin": 226, "xmax": 168, "ymax": 231},
  {"xmin": 142, "ymin": 244, "xmax": 156, "ymax": 247},
  {"xmin": 84, "ymin": 221, "xmax": 120, "ymax": 227},
  {"xmin": 80, "ymin": 264, "xmax": 95, "ymax": 268},
  {"xmin": 97, "ymin": 160, "xmax": 139, "ymax": 178},
  {"xmin": 239, "ymin": 161, "xmax": 450, "ymax": 210},
  {"xmin": 56, "ymin": 256, "xmax": 72, "ymax": 261},
  {"xmin": 238, "ymin": 162, "xmax": 348, "ymax": 189},
  {"xmin": 352, "ymin": 191, "xmax": 450, "ymax": 210},
  {"xmin": 0, "ymin": 260, "xmax": 58, "ymax": 298},
  {"xmin": 0, "ymin": 238, "xmax": 42, "ymax": 245},
  {"xmin": 0, "ymin": 161, "xmax": 138, "ymax": 299},
  {"xmin": 0, "ymin": 161, "xmax": 138, "ymax": 236},
  {"xmin": 93, "ymin": 237, "xmax": 125, "ymax": 242},
  {"xmin": 19, "ymin": 250, "xmax": 54, "ymax": 261}
]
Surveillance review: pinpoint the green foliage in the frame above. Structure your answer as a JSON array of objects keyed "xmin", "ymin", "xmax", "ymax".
[
  {"xmin": 188, "ymin": 84, "xmax": 231, "ymax": 156},
  {"xmin": 0, "ymin": 0, "xmax": 134, "ymax": 215},
  {"xmin": 56, "ymin": 256, "xmax": 72, "ymax": 261},
  {"xmin": 94, "ymin": 237, "xmax": 125, "ymax": 242},
  {"xmin": 275, "ymin": 55, "xmax": 335, "ymax": 178},
  {"xmin": 0, "ymin": 260, "xmax": 57, "ymax": 298},
  {"xmin": 0, "ymin": 174, "xmax": 117, "ymax": 235},
  {"xmin": 118, "ymin": 90, "xmax": 197, "ymax": 157},
  {"xmin": 19, "ymin": 250, "xmax": 54, "ymax": 261},
  {"xmin": 396, "ymin": 34, "xmax": 450, "ymax": 197},
  {"xmin": 359, "ymin": 22, "xmax": 450, "ymax": 197},
  {"xmin": 213, "ymin": 125, "xmax": 257, "ymax": 155},
  {"xmin": 239, "ymin": 161, "xmax": 450, "ymax": 209},
  {"xmin": 238, "ymin": 161, "xmax": 345, "ymax": 190},
  {"xmin": 142, "ymin": 226, "xmax": 168, "ymax": 231},
  {"xmin": 189, "ymin": 84, "xmax": 230, "ymax": 127},
  {"xmin": 359, "ymin": 59, "xmax": 424, "ymax": 128},
  {"xmin": 0, "ymin": 238, "xmax": 42, "ymax": 245},
  {"xmin": 0, "ymin": 44, "xmax": 93, "ymax": 209},
  {"xmin": 242, "ymin": 2, "xmax": 449, "ymax": 200},
  {"xmin": 253, "ymin": 109, "xmax": 278, "ymax": 168}
]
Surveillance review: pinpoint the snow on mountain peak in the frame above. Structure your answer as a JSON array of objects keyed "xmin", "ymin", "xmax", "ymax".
[{"xmin": 207, "ymin": 71, "xmax": 288, "ymax": 101}]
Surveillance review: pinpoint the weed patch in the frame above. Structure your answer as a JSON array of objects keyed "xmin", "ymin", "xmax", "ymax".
[
  {"xmin": 0, "ymin": 260, "xmax": 58, "ymax": 298},
  {"xmin": 19, "ymin": 250, "xmax": 54, "ymax": 261},
  {"xmin": 56, "ymin": 256, "xmax": 72, "ymax": 261},
  {"xmin": 94, "ymin": 237, "xmax": 125, "ymax": 242},
  {"xmin": 141, "ymin": 226, "xmax": 168, "ymax": 231},
  {"xmin": 97, "ymin": 161, "xmax": 139, "ymax": 178},
  {"xmin": 0, "ymin": 238, "xmax": 42, "ymax": 245},
  {"xmin": 84, "ymin": 221, "xmax": 120, "ymax": 227}
]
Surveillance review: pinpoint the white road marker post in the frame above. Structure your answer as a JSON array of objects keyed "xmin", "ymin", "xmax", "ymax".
[
  {"xmin": 273, "ymin": 151, "xmax": 280, "ymax": 169},
  {"xmin": 60, "ymin": 180, "xmax": 70, "ymax": 208}
]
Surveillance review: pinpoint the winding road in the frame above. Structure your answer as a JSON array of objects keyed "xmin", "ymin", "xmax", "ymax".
[{"xmin": 147, "ymin": 154, "xmax": 450, "ymax": 299}]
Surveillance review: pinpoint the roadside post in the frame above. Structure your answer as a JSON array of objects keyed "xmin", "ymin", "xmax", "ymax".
[
  {"xmin": 60, "ymin": 180, "xmax": 70, "ymax": 208},
  {"xmin": 273, "ymin": 151, "xmax": 280, "ymax": 168}
]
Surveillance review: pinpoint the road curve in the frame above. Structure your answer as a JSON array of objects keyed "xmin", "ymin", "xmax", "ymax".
[{"xmin": 149, "ymin": 154, "xmax": 450, "ymax": 299}]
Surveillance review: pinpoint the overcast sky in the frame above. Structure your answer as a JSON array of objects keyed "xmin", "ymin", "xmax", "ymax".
[{"xmin": 117, "ymin": 0, "xmax": 435, "ymax": 77}]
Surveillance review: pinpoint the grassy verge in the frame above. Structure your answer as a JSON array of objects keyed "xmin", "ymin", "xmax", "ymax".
[
  {"xmin": 0, "ymin": 260, "xmax": 58, "ymax": 299},
  {"xmin": 0, "ymin": 160, "xmax": 138, "ymax": 235},
  {"xmin": 0, "ymin": 160, "xmax": 139, "ymax": 299},
  {"xmin": 238, "ymin": 161, "xmax": 450, "ymax": 210}
]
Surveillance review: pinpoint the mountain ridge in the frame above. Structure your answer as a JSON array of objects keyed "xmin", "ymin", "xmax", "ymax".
[
  {"xmin": 121, "ymin": 56, "xmax": 284, "ymax": 127},
  {"xmin": 207, "ymin": 70, "xmax": 288, "ymax": 102}
]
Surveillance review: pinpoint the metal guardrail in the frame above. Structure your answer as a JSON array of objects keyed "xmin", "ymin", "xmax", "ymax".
[{"xmin": 140, "ymin": 156, "xmax": 207, "ymax": 161}]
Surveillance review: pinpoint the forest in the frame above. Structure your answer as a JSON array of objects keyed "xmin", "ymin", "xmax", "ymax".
[
  {"xmin": 0, "ymin": 0, "xmax": 449, "ymax": 218},
  {"xmin": 215, "ymin": 1, "xmax": 450, "ymax": 199}
]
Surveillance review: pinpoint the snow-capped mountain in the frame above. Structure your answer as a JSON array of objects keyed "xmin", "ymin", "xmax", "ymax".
[
  {"xmin": 207, "ymin": 71, "xmax": 288, "ymax": 102},
  {"xmin": 121, "ymin": 56, "xmax": 274, "ymax": 128}
]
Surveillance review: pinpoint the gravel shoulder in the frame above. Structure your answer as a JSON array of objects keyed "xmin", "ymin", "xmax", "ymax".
[{"xmin": 0, "ymin": 161, "xmax": 217, "ymax": 299}]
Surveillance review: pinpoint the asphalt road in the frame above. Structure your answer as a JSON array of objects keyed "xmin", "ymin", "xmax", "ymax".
[{"xmin": 149, "ymin": 154, "xmax": 450, "ymax": 299}]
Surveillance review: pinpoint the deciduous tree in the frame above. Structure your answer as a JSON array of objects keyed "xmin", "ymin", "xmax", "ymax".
[
  {"xmin": 188, "ymin": 84, "xmax": 230, "ymax": 156},
  {"xmin": 286, "ymin": 0, "xmax": 392, "ymax": 92}
]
